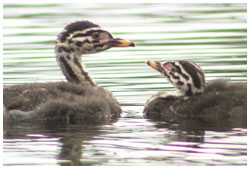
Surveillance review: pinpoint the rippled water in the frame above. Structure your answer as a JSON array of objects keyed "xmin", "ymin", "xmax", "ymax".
[{"xmin": 3, "ymin": 3, "xmax": 247, "ymax": 166}]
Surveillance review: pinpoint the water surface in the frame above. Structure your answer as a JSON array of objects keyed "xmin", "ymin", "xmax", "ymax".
[{"xmin": 3, "ymin": 3, "xmax": 247, "ymax": 166}]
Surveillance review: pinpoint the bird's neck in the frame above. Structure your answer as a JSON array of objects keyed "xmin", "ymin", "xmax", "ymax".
[{"xmin": 55, "ymin": 44, "xmax": 96, "ymax": 86}]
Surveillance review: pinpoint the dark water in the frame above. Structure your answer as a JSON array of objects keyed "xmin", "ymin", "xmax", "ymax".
[{"xmin": 3, "ymin": 3, "xmax": 247, "ymax": 166}]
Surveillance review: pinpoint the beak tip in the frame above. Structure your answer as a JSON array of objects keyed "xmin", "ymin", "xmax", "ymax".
[
  {"xmin": 145, "ymin": 60, "xmax": 161, "ymax": 72},
  {"xmin": 130, "ymin": 42, "xmax": 136, "ymax": 47},
  {"xmin": 111, "ymin": 39, "xmax": 136, "ymax": 47}
]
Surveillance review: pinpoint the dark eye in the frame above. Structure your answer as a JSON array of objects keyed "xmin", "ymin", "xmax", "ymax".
[
  {"xmin": 171, "ymin": 67, "xmax": 177, "ymax": 72},
  {"xmin": 92, "ymin": 32, "xmax": 99, "ymax": 39}
]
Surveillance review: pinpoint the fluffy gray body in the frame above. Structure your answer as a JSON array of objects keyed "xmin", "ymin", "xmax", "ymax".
[
  {"xmin": 4, "ymin": 82, "xmax": 121, "ymax": 124},
  {"xmin": 143, "ymin": 61, "xmax": 247, "ymax": 126}
]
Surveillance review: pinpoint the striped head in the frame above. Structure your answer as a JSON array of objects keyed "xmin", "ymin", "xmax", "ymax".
[
  {"xmin": 56, "ymin": 20, "xmax": 135, "ymax": 55},
  {"xmin": 146, "ymin": 60, "xmax": 205, "ymax": 96},
  {"xmin": 55, "ymin": 20, "xmax": 135, "ymax": 85}
]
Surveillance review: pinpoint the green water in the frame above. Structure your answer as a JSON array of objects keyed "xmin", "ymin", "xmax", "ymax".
[{"xmin": 3, "ymin": 3, "xmax": 247, "ymax": 166}]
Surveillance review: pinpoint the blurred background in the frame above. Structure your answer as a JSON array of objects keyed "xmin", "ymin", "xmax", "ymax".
[{"xmin": 3, "ymin": 3, "xmax": 247, "ymax": 166}]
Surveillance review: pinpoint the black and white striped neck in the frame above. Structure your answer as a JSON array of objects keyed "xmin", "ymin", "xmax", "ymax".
[
  {"xmin": 55, "ymin": 20, "xmax": 135, "ymax": 86},
  {"xmin": 56, "ymin": 45, "xmax": 95, "ymax": 85}
]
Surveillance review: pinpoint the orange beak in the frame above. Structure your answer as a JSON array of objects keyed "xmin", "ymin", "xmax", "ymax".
[
  {"xmin": 107, "ymin": 38, "xmax": 135, "ymax": 47},
  {"xmin": 145, "ymin": 60, "xmax": 164, "ymax": 73}
]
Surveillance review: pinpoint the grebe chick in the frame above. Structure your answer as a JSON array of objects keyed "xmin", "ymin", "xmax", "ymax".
[
  {"xmin": 143, "ymin": 60, "xmax": 246, "ymax": 125},
  {"xmin": 3, "ymin": 20, "xmax": 135, "ymax": 124}
]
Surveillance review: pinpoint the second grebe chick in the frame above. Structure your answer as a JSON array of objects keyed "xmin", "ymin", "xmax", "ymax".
[{"xmin": 143, "ymin": 60, "xmax": 247, "ymax": 125}]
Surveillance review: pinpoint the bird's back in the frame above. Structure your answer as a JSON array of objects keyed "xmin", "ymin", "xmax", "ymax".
[
  {"xmin": 144, "ymin": 79, "xmax": 246, "ymax": 126},
  {"xmin": 4, "ymin": 82, "xmax": 121, "ymax": 124}
]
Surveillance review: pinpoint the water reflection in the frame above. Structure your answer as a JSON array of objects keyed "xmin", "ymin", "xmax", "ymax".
[
  {"xmin": 3, "ymin": 108, "xmax": 247, "ymax": 166},
  {"xmin": 4, "ymin": 122, "xmax": 112, "ymax": 166}
]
